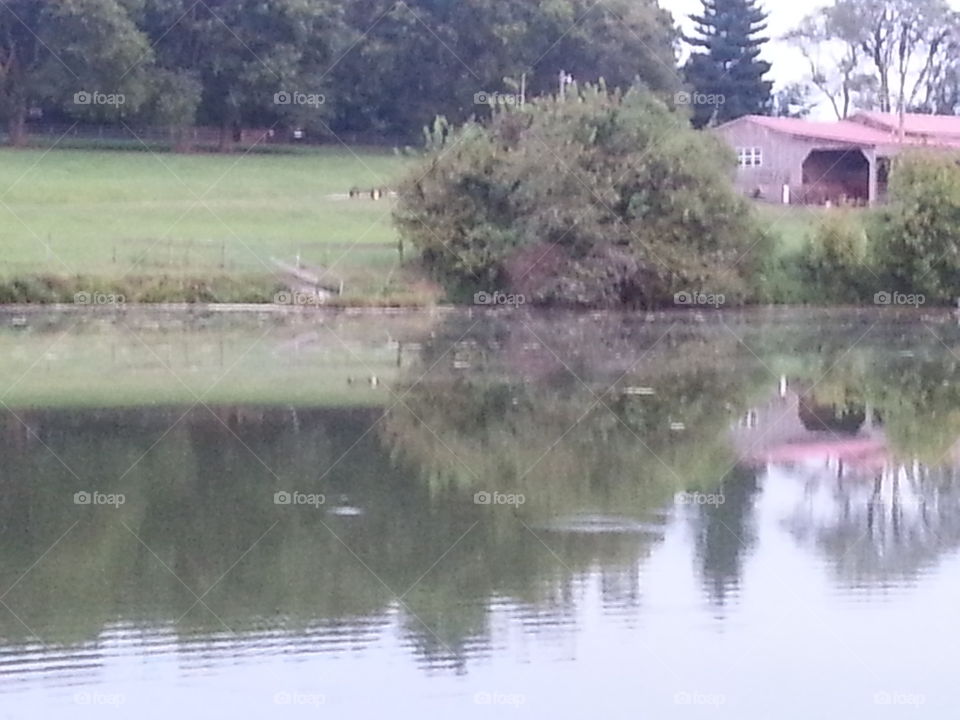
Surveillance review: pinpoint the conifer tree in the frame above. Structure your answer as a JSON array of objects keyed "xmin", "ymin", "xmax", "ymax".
[{"xmin": 683, "ymin": 0, "xmax": 773, "ymax": 127}]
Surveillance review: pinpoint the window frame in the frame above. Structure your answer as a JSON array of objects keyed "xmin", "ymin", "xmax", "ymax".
[{"xmin": 736, "ymin": 147, "xmax": 763, "ymax": 169}]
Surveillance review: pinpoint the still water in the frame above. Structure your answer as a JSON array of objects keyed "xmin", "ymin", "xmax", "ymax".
[{"xmin": 1, "ymin": 308, "xmax": 959, "ymax": 718}]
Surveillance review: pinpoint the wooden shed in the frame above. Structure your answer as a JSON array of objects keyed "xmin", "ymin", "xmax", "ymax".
[{"xmin": 714, "ymin": 112, "xmax": 960, "ymax": 206}]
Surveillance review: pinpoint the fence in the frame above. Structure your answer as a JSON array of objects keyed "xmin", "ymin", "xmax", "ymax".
[{"xmin": 13, "ymin": 123, "xmax": 415, "ymax": 150}]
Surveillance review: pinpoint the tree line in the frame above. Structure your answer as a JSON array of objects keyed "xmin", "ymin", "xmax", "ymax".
[
  {"xmin": 3, "ymin": 1, "xmax": 956, "ymax": 150},
  {"xmin": 0, "ymin": 0, "xmax": 685, "ymax": 149},
  {"xmin": 0, "ymin": 0, "xmax": 793, "ymax": 148}
]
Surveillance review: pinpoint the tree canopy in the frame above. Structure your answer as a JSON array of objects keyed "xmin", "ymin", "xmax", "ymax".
[
  {"xmin": 0, "ymin": 0, "xmax": 152, "ymax": 144},
  {"xmin": 1, "ymin": 0, "xmax": 683, "ymax": 147}
]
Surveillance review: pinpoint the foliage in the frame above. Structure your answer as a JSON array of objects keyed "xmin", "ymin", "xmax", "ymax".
[
  {"xmin": 788, "ymin": 0, "xmax": 959, "ymax": 117},
  {"xmin": 0, "ymin": 0, "xmax": 153, "ymax": 145},
  {"xmin": 3, "ymin": 0, "xmax": 680, "ymax": 146},
  {"xmin": 682, "ymin": 0, "xmax": 773, "ymax": 127},
  {"xmin": 137, "ymin": 0, "xmax": 343, "ymax": 150},
  {"xmin": 874, "ymin": 152, "xmax": 960, "ymax": 303},
  {"xmin": 328, "ymin": 0, "xmax": 679, "ymax": 140},
  {"xmin": 772, "ymin": 83, "xmax": 816, "ymax": 118},
  {"xmin": 395, "ymin": 84, "xmax": 772, "ymax": 308},
  {"xmin": 798, "ymin": 210, "xmax": 871, "ymax": 302}
]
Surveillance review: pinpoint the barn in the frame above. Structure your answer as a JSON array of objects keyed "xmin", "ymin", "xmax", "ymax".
[{"xmin": 714, "ymin": 112, "xmax": 960, "ymax": 206}]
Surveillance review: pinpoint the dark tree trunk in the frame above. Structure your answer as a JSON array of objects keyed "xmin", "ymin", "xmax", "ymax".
[
  {"xmin": 7, "ymin": 107, "xmax": 27, "ymax": 147},
  {"xmin": 218, "ymin": 123, "xmax": 233, "ymax": 153},
  {"xmin": 172, "ymin": 125, "xmax": 194, "ymax": 153}
]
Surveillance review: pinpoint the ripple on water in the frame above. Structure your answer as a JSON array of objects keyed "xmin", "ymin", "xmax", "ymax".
[
  {"xmin": 0, "ymin": 615, "xmax": 395, "ymax": 694},
  {"xmin": 538, "ymin": 514, "xmax": 666, "ymax": 536}
]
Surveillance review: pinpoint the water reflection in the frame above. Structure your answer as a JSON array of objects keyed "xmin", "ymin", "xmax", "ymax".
[{"xmin": 2, "ymin": 310, "xmax": 960, "ymax": 715}]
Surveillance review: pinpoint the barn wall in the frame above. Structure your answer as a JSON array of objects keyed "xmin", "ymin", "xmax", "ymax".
[
  {"xmin": 712, "ymin": 122, "xmax": 802, "ymax": 201},
  {"xmin": 713, "ymin": 120, "xmax": 875, "ymax": 204}
]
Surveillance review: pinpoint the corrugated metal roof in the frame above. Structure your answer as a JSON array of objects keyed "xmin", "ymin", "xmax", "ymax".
[
  {"xmin": 720, "ymin": 114, "xmax": 960, "ymax": 149},
  {"xmin": 851, "ymin": 111, "xmax": 960, "ymax": 138}
]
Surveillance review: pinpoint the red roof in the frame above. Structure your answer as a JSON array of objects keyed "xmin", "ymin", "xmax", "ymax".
[
  {"xmin": 851, "ymin": 111, "xmax": 960, "ymax": 139},
  {"xmin": 758, "ymin": 437, "xmax": 889, "ymax": 470},
  {"xmin": 744, "ymin": 116, "xmax": 900, "ymax": 146},
  {"xmin": 722, "ymin": 115, "xmax": 960, "ymax": 150}
]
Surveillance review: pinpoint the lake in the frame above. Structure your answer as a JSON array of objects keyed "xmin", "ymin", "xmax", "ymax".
[{"xmin": 1, "ymin": 307, "xmax": 959, "ymax": 718}]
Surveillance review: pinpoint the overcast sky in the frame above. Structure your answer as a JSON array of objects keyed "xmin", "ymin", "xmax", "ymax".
[
  {"xmin": 662, "ymin": 0, "xmax": 960, "ymax": 91},
  {"xmin": 662, "ymin": 0, "xmax": 826, "ymax": 88}
]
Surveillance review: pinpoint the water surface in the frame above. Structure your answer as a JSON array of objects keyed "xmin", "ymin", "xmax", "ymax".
[{"xmin": 1, "ymin": 308, "xmax": 959, "ymax": 718}]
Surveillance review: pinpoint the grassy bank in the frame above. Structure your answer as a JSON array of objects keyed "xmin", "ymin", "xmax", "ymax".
[
  {"xmin": 0, "ymin": 144, "xmax": 871, "ymax": 307},
  {"xmin": 0, "ymin": 146, "xmax": 438, "ymax": 304}
]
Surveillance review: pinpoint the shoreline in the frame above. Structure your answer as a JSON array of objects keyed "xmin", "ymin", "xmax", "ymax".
[{"xmin": 1, "ymin": 302, "xmax": 957, "ymax": 318}]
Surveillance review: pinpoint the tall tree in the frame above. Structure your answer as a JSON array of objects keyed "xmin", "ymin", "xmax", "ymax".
[
  {"xmin": 329, "ymin": 0, "xmax": 678, "ymax": 141},
  {"xmin": 682, "ymin": 0, "xmax": 773, "ymax": 128},
  {"xmin": 789, "ymin": 0, "xmax": 958, "ymax": 117},
  {"xmin": 140, "ymin": 0, "xmax": 343, "ymax": 150},
  {"xmin": 523, "ymin": 0, "xmax": 679, "ymax": 99},
  {"xmin": 0, "ymin": 0, "xmax": 151, "ymax": 146},
  {"xmin": 785, "ymin": 9, "xmax": 878, "ymax": 119}
]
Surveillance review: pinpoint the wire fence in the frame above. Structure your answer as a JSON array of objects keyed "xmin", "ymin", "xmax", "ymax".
[{"xmin": 12, "ymin": 123, "xmax": 414, "ymax": 150}]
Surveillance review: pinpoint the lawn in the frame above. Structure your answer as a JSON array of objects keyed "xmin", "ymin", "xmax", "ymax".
[
  {"xmin": 0, "ymin": 146, "xmax": 867, "ymax": 306},
  {"xmin": 0, "ymin": 146, "xmax": 425, "ymax": 301}
]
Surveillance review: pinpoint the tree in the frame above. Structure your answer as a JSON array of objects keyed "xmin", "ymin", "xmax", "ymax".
[
  {"xmin": 772, "ymin": 82, "xmax": 816, "ymax": 118},
  {"xmin": 785, "ymin": 9, "xmax": 878, "ymax": 119},
  {"xmin": 789, "ymin": 0, "xmax": 958, "ymax": 117},
  {"xmin": 395, "ymin": 85, "xmax": 772, "ymax": 308},
  {"xmin": 329, "ymin": 0, "xmax": 679, "ymax": 140},
  {"xmin": 912, "ymin": 10, "xmax": 960, "ymax": 114},
  {"xmin": 522, "ymin": 0, "xmax": 680, "ymax": 99},
  {"xmin": 0, "ymin": 0, "xmax": 151, "ymax": 146},
  {"xmin": 875, "ymin": 153, "xmax": 960, "ymax": 304},
  {"xmin": 682, "ymin": 0, "xmax": 773, "ymax": 128},
  {"xmin": 140, "ymin": 0, "xmax": 343, "ymax": 150}
]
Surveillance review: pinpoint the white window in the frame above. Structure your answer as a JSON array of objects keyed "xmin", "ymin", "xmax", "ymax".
[{"xmin": 737, "ymin": 147, "xmax": 763, "ymax": 168}]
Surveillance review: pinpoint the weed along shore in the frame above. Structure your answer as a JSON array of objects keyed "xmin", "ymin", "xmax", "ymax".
[{"xmin": 0, "ymin": 274, "xmax": 439, "ymax": 308}]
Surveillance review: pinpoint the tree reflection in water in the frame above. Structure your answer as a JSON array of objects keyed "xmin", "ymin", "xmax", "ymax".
[{"xmin": 3, "ymin": 311, "xmax": 960, "ymax": 669}]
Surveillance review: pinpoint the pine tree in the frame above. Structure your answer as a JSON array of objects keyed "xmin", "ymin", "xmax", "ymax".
[{"xmin": 682, "ymin": 0, "xmax": 773, "ymax": 128}]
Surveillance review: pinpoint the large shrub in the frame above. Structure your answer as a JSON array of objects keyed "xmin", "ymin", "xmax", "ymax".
[
  {"xmin": 799, "ymin": 210, "xmax": 871, "ymax": 303},
  {"xmin": 394, "ymin": 85, "xmax": 772, "ymax": 308},
  {"xmin": 875, "ymin": 152, "xmax": 960, "ymax": 303}
]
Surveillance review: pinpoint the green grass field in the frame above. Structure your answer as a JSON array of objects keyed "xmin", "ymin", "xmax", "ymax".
[
  {"xmin": 0, "ymin": 146, "xmax": 426, "ymax": 302},
  {"xmin": 0, "ymin": 145, "xmax": 851, "ymax": 306}
]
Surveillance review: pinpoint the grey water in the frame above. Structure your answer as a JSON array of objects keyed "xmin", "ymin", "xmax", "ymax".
[{"xmin": 1, "ymin": 308, "xmax": 958, "ymax": 718}]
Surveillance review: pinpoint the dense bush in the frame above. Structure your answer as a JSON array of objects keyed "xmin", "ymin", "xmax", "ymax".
[
  {"xmin": 394, "ymin": 85, "xmax": 772, "ymax": 308},
  {"xmin": 798, "ymin": 210, "xmax": 871, "ymax": 303},
  {"xmin": 875, "ymin": 153, "xmax": 960, "ymax": 303}
]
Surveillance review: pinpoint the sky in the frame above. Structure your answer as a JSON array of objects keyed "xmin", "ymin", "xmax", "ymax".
[
  {"xmin": 662, "ymin": 0, "xmax": 960, "ymax": 89},
  {"xmin": 663, "ymin": 0, "xmax": 831, "ymax": 89}
]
